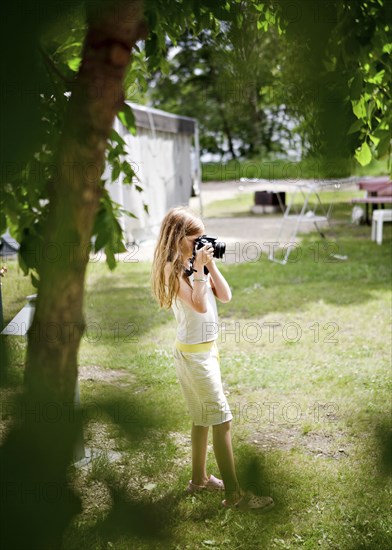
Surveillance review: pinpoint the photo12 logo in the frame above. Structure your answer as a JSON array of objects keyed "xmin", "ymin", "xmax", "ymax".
[
  {"xmin": 202, "ymin": 321, "xmax": 340, "ymax": 344},
  {"xmin": 201, "ymin": 400, "xmax": 339, "ymax": 426},
  {"xmin": 220, "ymin": 241, "xmax": 344, "ymax": 265}
]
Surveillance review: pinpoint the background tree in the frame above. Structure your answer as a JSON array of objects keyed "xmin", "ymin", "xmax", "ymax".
[
  {"xmin": 274, "ymin": 0, "xmax": 391, "ymax": 172},
  {"xmin": 148, "ymin": 3, "xmax": 286, "ymax": 159},
  {"xmin": 147, "ymin": 0, "xmax": 391, "ymax": 171}
]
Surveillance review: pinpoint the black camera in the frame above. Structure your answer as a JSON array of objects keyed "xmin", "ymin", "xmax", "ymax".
[
  {"xmin": 194, "ymin": 235, "xmax": 226, "ymax": 259},
  {"xmin": 183, "ymin": 235, "xmax": 226, "ymax": 277}
]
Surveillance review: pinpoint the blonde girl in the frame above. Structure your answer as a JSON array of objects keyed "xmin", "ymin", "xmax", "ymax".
[{"xmin": 151, "ymin": 206, "xmax": 274, "ymax": 511}]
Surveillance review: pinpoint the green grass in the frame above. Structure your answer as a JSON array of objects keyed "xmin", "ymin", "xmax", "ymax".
[
  {"xmin": 203, "ymin": 192, "xmax": 255, "ymax": 217},
  {"xmin": 1, "ymin": 260, "xmax": 36, "ymax": 324},
  {"xmin": 201, "ymin": 156, "xmax": 390, "ymax": 182},
  {"xmin": 2, "ymin": 203, "xmax": 392, "ymax": 549},
  {"xmin": 203, "ymin": 189, "xmax": 367, "ymax": 218}
]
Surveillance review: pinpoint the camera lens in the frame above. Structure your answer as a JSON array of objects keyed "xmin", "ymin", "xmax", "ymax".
[{"xmin": 213, "ymin": 241, "xmax": 226, "ymax": 259}]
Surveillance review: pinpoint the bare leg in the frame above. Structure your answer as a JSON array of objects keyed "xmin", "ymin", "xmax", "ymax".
[
  {"xmin": 212, "ymin": 421, "xmax": 241, "ymax": 504},
  {"xmin": 191, "ymin": 423, "xmax": 209, "ymax": 485}
]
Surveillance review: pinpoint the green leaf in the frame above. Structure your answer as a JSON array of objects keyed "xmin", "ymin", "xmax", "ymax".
[
  {"xmin": 67, "ymin": 57, "xmax": 81, "ymax": 72},
  {"xmin": 373, "ymin": 129, "xmax": 390, "ymax": 140},
  {"xmin": 55, "ymin": 41, "xmax": 82, "ymax": 55},
  {"xmin": 109, "ymin": 129, "xmax": 126, "ymax": 146},
  {"xmin": 382, "ymin": 43, "xmax": 392, "ymax": 54},
  {"xmin": 257, "ymin": 20, "xmax": 268, "ymax": 31},
  {"xmin": 111, "ymin": 160, "xmax": 121, "ymax": 181},
  {"xmin": 352, "ymin": 98, "xmax": 366, "ymax": 119},
  {"xmin": 0, "ymin": 211, "xmax": 7, "ymax": 235},
  {"xmin": 265, "ymin": 10, "xmax": 276, "ymax": 25},
  {"xmin": 104, "ymin": 245, "xmax": 117, "ymax": 271},
  {"xmin": 108, "ymin": 144, "xmax": 125, "ymax": 163},
  {"xmin": 117, "ymin": 104, "xmax": 137, "ymax": 135},
  {"xmin": 92, "ymin": 192, "xmax": 129, "ymax": 272},
  {"xmin": 350, "ymin": 72, "xmax": 363, "ymax": 100},
  {"xmin": 122, "ymin": 208, "xmax": 138, "ymax": 219},
  {"xmin": 355, "ymin": 141, "xmax": 372, "ymax": 166},
  {"xmin": 19, "ymin": 230, "xmax": 43, "ymax": 273},
  {"xmin": 93, "ymin": 218, "xmax": 111, "ymax": 252},
  {"xmin": 116, "ymin": 240, "xmax": 127, "ymax": 254},
  {"xmin": 18, "ymin": 252, "xmax": 29, "ymax": 276},
  {"xmin": 366, "ymin": 99, "xmax": 376, "ymax": 121},
  {"xmin": 376, "ymin": 134, "xmax": 391, "ymax": 158},
  {"xmin": 368, "ymin": 69, "xmax": 385, "ymax": 84},
  {"xmin": 122, "ymin": 162, "xmax": 135, "ymax": 180},
  {"xmin": 347, "ymin": 119, "xmax": 363, "ymax": 135},
  {"xmin": 31, "ymin": 272, "xmax": 40, "ymax": 289},
  {"xmin": 160, "ymin": 58, "xmax": 171, "ymax": 75}
]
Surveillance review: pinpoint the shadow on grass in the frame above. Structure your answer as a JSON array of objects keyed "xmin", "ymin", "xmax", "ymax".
[
  {"xmin": 85, "ymin": 487, "xmax": 179, "ymax": 545},
  {"xmin": 80, "ymin": 381, "xmax": 183, "ymax": 443},
  {"xmin": 377, "ymin": 420, "xmax": 392, "ymax": 477},
  {"xmin": 4, "ymin": 342, "xmax": 390, "ymax": 549},
  {"xmin": 0, "ymin": 328, "xmax": 178, "ymax": 550},
  {"xmin": 65, "ymin": 440, "xmax": 293, "ymax": 549},
  {"xmin": 84, "ymin": 282, "xmax": 173, "ymax": 343},
  {"xmin": 236, "ymin": 443, "xmax": 293, "ymax": 517},
  {"xmin": 344, "ymin": 414, "xmax": 392, "ymax": 550}
]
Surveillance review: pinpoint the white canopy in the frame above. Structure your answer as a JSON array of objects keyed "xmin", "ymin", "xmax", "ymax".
[{"xmin": 105, "ymin": 102, "xmax": 201, "ymax": 244}]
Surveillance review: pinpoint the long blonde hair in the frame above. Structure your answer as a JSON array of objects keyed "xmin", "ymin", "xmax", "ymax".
[{"xmin": 151, "ymin": 206, "xmax": 204, "ymax": 308}]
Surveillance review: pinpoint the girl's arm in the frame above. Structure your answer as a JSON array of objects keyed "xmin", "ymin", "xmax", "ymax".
[
  {"xmin": 208, "ymin": 260, "xmax": 232, "ymax": 303},
  {"xmin": 164, "ymin": 245, "xmax": 212, "ymax": 313}
]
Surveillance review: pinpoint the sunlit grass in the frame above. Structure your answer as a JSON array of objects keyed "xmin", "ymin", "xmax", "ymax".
[
  {"xmin": 201, "ymin": 156, "xmax": 390, "ymax": 182},
  {"xmin": 203, "ymin": 189, "xmax": 369, "ymax": 218},
  {"xmin": 2, "ymin": 203, "xmax": 391, "ymax": 549}
]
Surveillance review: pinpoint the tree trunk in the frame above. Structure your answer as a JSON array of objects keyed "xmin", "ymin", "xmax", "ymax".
[
  {"xmin": 25, "ymin": 0, "xmax": 146, "ymax": 402},
  {"xmin": 248, "ymin": 83, "xmax": 264, "ymax": 155},
  {"xmin": 217, "ymin": 101, "xmax": 237, "ymax": 160},
  {"xmin": 2, "ymin": 2, "xmax": 146, "ymax": 548},
  {"xmin": 207, "ymin": 57, "xmax": 237, "ymax": 160}
]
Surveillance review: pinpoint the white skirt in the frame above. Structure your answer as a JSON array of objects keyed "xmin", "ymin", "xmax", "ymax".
[{"xmin": 173, "ymin": 341, "xmax": 233, "ymax": 427}]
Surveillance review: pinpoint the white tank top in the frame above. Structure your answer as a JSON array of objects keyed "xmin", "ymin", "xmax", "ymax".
[{"xmin": 171, "ymin": 276, "xmax": 219, "ymax": 344}]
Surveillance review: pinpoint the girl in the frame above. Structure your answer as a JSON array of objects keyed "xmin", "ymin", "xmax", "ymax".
[{"xmin": 151, "ymin": 206, "xmax": 274, "ymax": 511}]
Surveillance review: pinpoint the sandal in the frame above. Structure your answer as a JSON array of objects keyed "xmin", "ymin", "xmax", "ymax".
[
  {"xmin": 222, "ymin": 492, "xmax": 274, "ymax": 511},
  {"xmin": 186, "ymin": 474, "xmax": 224, "ymax": 494}
]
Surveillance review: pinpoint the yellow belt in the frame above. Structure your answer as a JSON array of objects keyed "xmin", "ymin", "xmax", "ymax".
[{"xmin": 175, "ymin": 339, "xmax": 216, "ymax": 353}]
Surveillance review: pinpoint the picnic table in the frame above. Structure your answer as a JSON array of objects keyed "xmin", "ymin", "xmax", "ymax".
[
  {"xmin": 351, "ymin": 176, "xmax": 392, "ymax": 224},
  {"xmin": 240, "ymin": 176, "xmax": 357, "ymax": 264}
]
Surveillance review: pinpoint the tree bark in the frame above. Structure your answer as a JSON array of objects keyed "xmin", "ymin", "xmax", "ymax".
[
  {"xmin": 217, "ymin": 100, "xmax": 238, "ymax": 160},
  {"xmin": 2, "ymin": 2, "xmax": 146, "ymax": 548},
  {"xmin": 25, "ymin": 0, "xmax": 146, "ymax": 403},
  {"xmin": 206, "ymin": 54, "xmax": 238, "ymax": 161}
]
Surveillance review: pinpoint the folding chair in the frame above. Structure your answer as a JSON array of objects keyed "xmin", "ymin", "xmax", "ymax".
[{"xmin": 240, "ymin": 177, "xmax": 357, "ymax": 264}]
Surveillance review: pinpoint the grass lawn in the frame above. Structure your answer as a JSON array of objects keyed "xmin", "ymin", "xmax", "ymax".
[
  {"xmin": 201, "ymin": 156, "xmax": 390, "ymax": 182},
  {"xmin": 202, "ymin": 189, "xmax": 367, "ymax": 218},
  {"xmin": 2, "ymin": 203, "xmax": 391, "ymax": 549}
]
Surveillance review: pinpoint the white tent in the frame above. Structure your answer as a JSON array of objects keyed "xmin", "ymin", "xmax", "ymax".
[{"xmin": 105, "ymin": 102, "xmax": 201, "ymax": 244}]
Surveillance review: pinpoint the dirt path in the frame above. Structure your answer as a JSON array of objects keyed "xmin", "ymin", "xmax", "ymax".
[{"xmin": 124, "ymin": 181, "xmax": 333, "ymax": 263}]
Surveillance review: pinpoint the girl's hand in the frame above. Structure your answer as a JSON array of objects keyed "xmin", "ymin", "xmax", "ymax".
[{"xmin": 193, "ymin": 243, "xmax": 214, "ymax": 270}]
